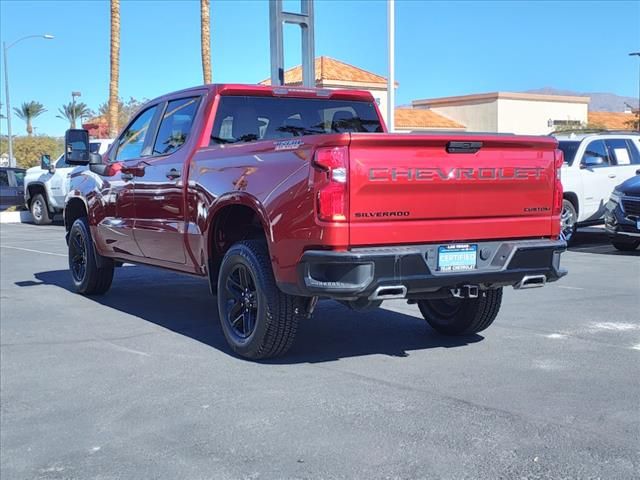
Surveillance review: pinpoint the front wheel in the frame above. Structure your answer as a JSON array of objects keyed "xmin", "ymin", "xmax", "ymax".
[
  {"xmin": 68, "ymin": 217, "xmax": 114, "ymax": 295},
  {"xmin": 217, "ymin": 240, "xmax": 305, "ymax": 360},
  {"xmin": 417, "ymin": 288, "xmax": 503, "ymax": 336},
  {"xmin": 561, "ymin": 199, "xmax": 577, "ymax": 243},
  {"xmin": 30, "ymin": 193, "xmax": 52, "ymax": 225},
  {"xmin": 611, "ymin": 239, "xmax": 640, "ymax": 251}
]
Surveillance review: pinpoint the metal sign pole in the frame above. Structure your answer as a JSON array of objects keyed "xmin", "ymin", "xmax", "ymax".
[{"xmin": 269, "ymin": 0, "xmax": 315, "ymax": 87}]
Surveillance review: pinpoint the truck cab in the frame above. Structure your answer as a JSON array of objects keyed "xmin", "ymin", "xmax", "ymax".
[{"xmin": 556, "ymin": 132, "xmax": 640, "ymax": 241}]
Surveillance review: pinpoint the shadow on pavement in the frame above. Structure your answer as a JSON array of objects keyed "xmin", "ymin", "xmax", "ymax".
[
  {"xmin": 569, "ymin": 228, "xmax": 640, "ymax": 257},
  {"xmin": 15, "ymin": 265, "xmax": 483, "ymax": 363}
]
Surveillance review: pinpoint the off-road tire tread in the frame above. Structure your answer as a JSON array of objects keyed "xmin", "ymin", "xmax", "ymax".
[
  {"xmin": 70, "ymin": 217, "xmax": 114, "ymax": 295},
  {"xmin": 418, "ymin": 288, "xmax": 503, "ymax": 335},
  {"xmin": 219, "ymin": 240, "xmax": 304, "ymax": 359}
]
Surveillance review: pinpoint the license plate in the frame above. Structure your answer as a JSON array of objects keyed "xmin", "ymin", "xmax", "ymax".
[{"xmin": 438, "ymin": 244, "xmax": 477, "ymax": 272}]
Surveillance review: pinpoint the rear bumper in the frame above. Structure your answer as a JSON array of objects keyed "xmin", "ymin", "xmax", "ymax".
[{"xmin": 279, "ymin": 238, "xmax": 567, "ymax": 299}]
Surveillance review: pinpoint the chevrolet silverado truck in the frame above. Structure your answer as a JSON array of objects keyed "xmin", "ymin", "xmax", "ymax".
[{"xmin": 63, "ymin": 84, "xmax": 567, "ymax": 359}]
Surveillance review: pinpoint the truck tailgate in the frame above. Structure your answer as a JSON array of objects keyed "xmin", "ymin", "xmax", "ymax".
[{"xmin": 348, "ymin": 133, "xmax": 559, "ymax": 245}]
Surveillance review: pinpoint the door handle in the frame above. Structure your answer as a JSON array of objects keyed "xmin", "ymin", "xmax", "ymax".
[
  {"xmin": 121, "ymin": 161, "xmax": 148, "ymax": 178},
  {"xmin": 166, "ymin": 168, "xmax": 181, "ymax": 180},
  {"xmin": 608, "ymin": 174, "xmax": 616, "ymax": 178}
]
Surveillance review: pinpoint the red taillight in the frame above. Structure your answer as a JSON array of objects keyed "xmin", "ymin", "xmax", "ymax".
[
  {"xmin": 313, "ymin": 146, "xmax": 348, "ymax": 222},
  {"xmin": 553, "ymin": 149, "xmax": 564, "ymax": 215}
]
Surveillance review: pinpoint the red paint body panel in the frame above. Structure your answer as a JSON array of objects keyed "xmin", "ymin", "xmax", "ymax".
[
  {"xmin": 347, "ymin": 134, "xmax": 560, "ymax": 245},
  {"xmin": 68, "ymin": 84, "xmax": 561, "ymax": 288}
]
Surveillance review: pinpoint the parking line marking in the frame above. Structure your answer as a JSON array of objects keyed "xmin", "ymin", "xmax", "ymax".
[{"xmin": 0, "ymin": 245, "xmax": 66, "ymax": 257}]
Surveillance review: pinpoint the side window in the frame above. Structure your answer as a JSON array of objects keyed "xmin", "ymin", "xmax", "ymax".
[
  {"xmin": 605, "ymin": 139, "xmax": 632, "ymax": 166},
  {"xmin": 56, "ymin": 154, "xmax": 70, "ymax": 169},
  {"xmin": 13, "ymin": 170, "xmax": 25, "ymax": 187},
  {"xmin": 0, "ymin": 170, "xmax": 9, "ymax": 187},
  {"xmin": 152, "ymin": 97, "xmax": 200, "ymax": 155},
  {"xmin": 582, "ymin": 140, "xmax": 611, "ymax": 168},
  {"xmin": 115, "ymin": 105, "xmax": 158, "ymax": 162},
  {"xmin": 625, "ymin": 139, "xmax": 640, "ymax": 164}
]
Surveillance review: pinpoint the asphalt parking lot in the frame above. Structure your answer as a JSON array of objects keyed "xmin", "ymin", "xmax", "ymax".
[{"xmin": 0, "ymin": 223, "xmax": 638, "ymax": 479}]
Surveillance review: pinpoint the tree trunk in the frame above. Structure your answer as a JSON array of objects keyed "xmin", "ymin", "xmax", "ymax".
[
  {"xmin": 200, "ymin": 0, "xmax": 211, "ymax": 84},
  {"xmin": 108, "ymin": 0, "xmax": 121, "ymax": 138},
  {"xmin": 27, "ymin": 119, "xmax": 33, "ymax": 136}
]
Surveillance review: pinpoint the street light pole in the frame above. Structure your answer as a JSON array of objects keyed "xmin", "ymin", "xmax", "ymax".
[
  {"xmin": 2, "ymin": 34, "xmax": 54, "ymax": 167},
  {"xmin": 629, "ymin": 52, "xmax": 640, "ymax": 132},
  {"xmin": 3, "ymin": 42, "xmax": 14, "ymax": 167}
]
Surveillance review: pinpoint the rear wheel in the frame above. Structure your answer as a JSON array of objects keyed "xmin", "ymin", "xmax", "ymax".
[
  {"xmin": 30, "ymin": 193, "xmax": 52, "ymax": 225},
  {"xmin": 611, "ymin": 239, "xmax": 640, "ymax": 251},
  {"xmin": 561, "ymin": 199, "xmax": 577, "ymax": 243},
  {"xmin": 217, "ymin": 240, "xmax": 304, "ymax": 360},
  {"xmin": 417, "ymin": 288, "xmax": 503, "ymax": 335},
  {"xmin": 68, "ymin": 217, "xmax": 114, "ymax": 295}
]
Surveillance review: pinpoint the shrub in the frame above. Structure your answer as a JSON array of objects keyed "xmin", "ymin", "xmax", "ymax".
[{"xmin": 0, "ymin": 136, "xmax": 63, "ymax": 168}]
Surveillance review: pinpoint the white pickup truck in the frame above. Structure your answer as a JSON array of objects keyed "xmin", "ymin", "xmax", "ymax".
[
  {"xmin": 556, "ymin": 132, "xmax": 640, "ymax": 242},
  {"xmin": 24, "ymin": 139, "xmax": 113, "ymax": 224}
]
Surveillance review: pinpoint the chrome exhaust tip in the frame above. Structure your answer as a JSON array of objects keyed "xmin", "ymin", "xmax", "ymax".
[
  {"xmin": 514, "ymin": 275, "xmax": 546, "ymax": 290},
  {"xmin": 369, "ymin": 285, "xmax": 408, "ymax": 300}
]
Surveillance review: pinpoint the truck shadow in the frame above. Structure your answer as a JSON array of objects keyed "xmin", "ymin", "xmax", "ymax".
[
  {"xmin": 569, "ymin": 228, "xmax": 640, "ymax": 256},
  {"xmin": 16, "ymin": 266, "xmax": 483, "ymax": 363}
]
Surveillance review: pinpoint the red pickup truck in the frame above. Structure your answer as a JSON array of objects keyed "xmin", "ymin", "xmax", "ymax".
[{"xmin": 63, "ymin": 84, "xmax": 567, "ymax": 359}]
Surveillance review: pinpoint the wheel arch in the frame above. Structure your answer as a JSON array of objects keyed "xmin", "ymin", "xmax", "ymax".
[
  {"xmin": 205, "ymin": 194, "xmax": 273, "ymax": 291},
  {"xmin": 64, "ymin": 197, "xmax": 88, "ymax": 233},
  {"xmin": 26, "ymin": 182, "xmax": 47, "ymax": 207},
  {"xmin": 563, "ymin": 191, "xmax": 579, "ymax": 217}
]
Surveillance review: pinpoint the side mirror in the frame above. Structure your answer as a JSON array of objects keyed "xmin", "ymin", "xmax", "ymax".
[
  {"xmin": 40, "ymin": 154, "xmax": 54, "ymax": 173},
  {"xmin": 88, "ymin": 152, "xmax": 109, "ymax": 175},
  {"xmin": 580, "ymin": 155, "xmax": 605, "ymax": 169},
  {"xmin": 65, "ymin": 129, "xmax": 91, "ymax": 165}
]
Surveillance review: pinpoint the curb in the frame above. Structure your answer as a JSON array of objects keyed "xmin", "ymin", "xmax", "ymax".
[{"xmin": 0, "ymin": 211, "xmax": 34, "ymax": 224}]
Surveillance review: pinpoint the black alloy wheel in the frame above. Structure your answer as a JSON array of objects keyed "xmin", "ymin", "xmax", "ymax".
[
  {"xmin": 222, "ymin": 264, "xmax": 259, "ymax": 339},
  {"xmin": 69, "ymin": 229, "xmax": 88, "ymax": 283}
]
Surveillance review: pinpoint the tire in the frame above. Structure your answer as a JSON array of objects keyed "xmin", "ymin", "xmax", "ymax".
[
  {"xmin": 217, "ymin": 240, "xmax": 305, "ymax": 360},
  {"xmin": 611, "ymin": 239, "xmax": 640, "ymax": 251},
  {"xmin": 417, "ymin": 288, "xmax": 503, "ymax": 336},
  {"xmin": 68, "ymin": 217, "xmax": 114, "ymax": 295},
  {"xmin": 561, "ymin": 199, "xmax": 577, "ymax": 243},
  {"xmin": 30, "ymin": 193, "xmax": 52, "ymax": 225}
]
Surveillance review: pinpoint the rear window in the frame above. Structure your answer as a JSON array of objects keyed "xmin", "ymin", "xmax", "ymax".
[
  {"xmin": 210, "ymin": 95, "xmax": 383, "ymax": 146},
  {"xmin": 558, "ymin": 141, "xmax": 580, "ymax": 165}
]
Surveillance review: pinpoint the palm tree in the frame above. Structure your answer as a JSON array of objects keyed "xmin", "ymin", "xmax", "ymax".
[
  {"xmin": 57, "ymin": 102, "xmax": 93, "ymax": 129},
  {"xmin": 13, "ymin": 101, "xmax": 46, "ymax": 136},
  {"xmin": 108, "ymin": 0, "xmax": 120, "ymax": 138},
  {"xmin": 200, "ymin": 0, "xmax": 211, "ymax": 84}
]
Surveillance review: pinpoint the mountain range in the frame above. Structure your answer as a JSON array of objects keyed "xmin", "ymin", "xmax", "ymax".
[{"xmin": 524, "ymin": 87, "xmax": 638, "ymax": 112}]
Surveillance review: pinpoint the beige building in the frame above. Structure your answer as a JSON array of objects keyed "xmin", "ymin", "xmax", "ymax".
[{"xmin": 412, "ymin": 92, "xmax": 590, "ymax": 135}]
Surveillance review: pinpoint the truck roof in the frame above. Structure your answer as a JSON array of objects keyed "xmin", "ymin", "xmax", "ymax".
[{"xmin": 147, "ymin": 83, "xmax": 376, "ymax": 105}]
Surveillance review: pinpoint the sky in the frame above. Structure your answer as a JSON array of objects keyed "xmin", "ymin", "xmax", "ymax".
[{"xmin": 1, "ymin": 0, "xmax": 638, "ymax": 137}]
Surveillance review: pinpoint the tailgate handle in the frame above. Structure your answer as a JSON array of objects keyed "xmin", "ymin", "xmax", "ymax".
[{"xmin": 446, "ymin": 141, "xmax": 483, "ymax": 154}]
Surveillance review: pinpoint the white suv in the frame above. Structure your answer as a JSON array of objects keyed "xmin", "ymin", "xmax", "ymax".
[
  {"xmin": 556, "ymin": 132, "xmax": 640, "ymax": 242},
  {"xmin": 24, "ymin": 139, "xmax": 113, "ymax": 224}
]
